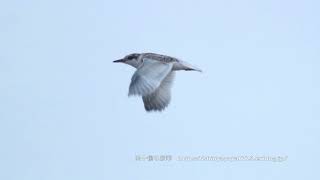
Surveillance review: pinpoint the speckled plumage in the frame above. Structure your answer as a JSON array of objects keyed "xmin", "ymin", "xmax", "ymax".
[{"xmin": 141, "ymin": 53, "xmax": 179, "ymax": 63}]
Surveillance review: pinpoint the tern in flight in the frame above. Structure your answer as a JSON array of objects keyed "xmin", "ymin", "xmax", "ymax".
[{"xmin": 114, "ymin": 53, "xmax": 202, "ymax": 112}]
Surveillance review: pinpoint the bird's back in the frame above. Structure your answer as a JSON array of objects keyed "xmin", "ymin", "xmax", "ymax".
[
  {"xmin": 141, "ymin": 53, "xmax": 201, "ymax": 72},
  {"xmin": 141, "ymin": 53, "xmax": 179, "ymax": 63}
]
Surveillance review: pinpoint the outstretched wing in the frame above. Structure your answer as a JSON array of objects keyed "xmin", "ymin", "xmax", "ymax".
[
  {"xmin": 142, "ymin": 71, "xmax": 175, "ymax": 112},
  {"xmin": 129, "ymin": 59, "xmax": 173, "ymax": 96}
]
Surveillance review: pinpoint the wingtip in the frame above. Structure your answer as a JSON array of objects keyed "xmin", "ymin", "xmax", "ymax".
[
  {"xmin": 196, "ymin": 69, "xmax": 203, "ymax": 73},
  {"xmin": 188, "ymin": 68, "xmax": 203, "ymax": 73},
  {"xmin": 144, "ymin": 107, "xmax": 167, "ymax": 112}
]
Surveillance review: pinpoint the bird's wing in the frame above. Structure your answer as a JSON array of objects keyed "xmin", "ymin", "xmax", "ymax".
[
  {"xmin": 142, "ymin": 71, "xmax": 175, "ymax": 112},
  {"xmin": 129, "ymin": 59, "xmax": 173, "ymax": 96}
]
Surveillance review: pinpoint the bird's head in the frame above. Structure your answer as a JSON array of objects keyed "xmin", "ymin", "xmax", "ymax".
[{"xmin": 113, "ymin": 53, "xmax": 141, "ymax": 68}]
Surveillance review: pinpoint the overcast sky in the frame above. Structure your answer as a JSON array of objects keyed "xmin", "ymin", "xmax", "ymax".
[{"xmin": 1, "ymin": 0, "xmax": 319, "ymax": 179}]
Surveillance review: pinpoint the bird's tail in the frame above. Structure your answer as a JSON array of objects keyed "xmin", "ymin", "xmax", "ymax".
[{"xmin": 179, "ymin": 60, "xmax": 202, "ymax": 72}]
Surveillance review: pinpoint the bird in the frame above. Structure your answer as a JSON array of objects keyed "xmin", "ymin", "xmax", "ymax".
[{"xmin": 113, "ymin": 52, "xmax": 202, "ymax": 112}]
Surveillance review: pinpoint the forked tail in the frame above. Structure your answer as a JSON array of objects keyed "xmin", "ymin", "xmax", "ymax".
[{"xmin": 177, "ymin": 60, "xmax": 202, "ymax": 72}]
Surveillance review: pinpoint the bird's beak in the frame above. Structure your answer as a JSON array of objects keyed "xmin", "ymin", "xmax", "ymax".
[{"xmin": 113, "ymin": 59, "xmax": 125, "ymax": 63}]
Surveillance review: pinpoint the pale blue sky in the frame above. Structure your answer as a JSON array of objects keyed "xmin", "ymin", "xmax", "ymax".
[{"xmin": 1, "ymin": 0, "xmax": 319, "ymax": 179}]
